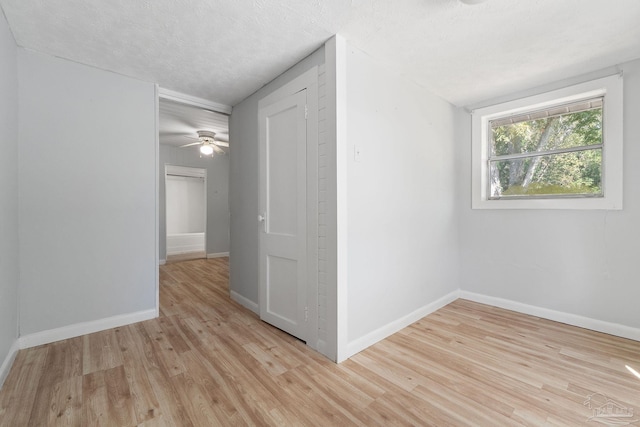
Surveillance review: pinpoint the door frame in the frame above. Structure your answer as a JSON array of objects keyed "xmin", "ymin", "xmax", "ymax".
[
  {"xmin": 156, "ymin": 88, "xmax": 232, "ymax": 315},
  {"xmin": 258, "ymin": 66, "xmax": 319, "ymax": 350}
]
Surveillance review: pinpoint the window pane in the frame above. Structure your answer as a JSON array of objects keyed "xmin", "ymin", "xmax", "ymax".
[
  {"xmin": 490, "ymin": 105, "xmax": 602, "ymax": 157},
  {"xmin": 489, "ymin": 149, "xmax": 602, "ymax": 198}
]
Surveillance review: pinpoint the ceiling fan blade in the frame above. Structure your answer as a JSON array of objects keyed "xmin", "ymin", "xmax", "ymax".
[
  {"xmin": 214, "ymin": 133, "xmax": 229, "ymax": 142},
  {"xmin": 212, "ymin": 145, "xmax": 225, "ymax": 155},
  {"xmin": 213, "ymin": 140, "xmax": 229, "ymax": 148},
  {"xmin": 179, "ymin": 141, "xmax": 202, "ymax": 148}
]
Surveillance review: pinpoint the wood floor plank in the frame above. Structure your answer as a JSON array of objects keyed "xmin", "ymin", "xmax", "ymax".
[
  {"xmin": 82, "ymin": 365, "xmax": 136, "ymax": 426},
  {"xmin": 45, "ymin": 376, "xmax": 82, "ymax": 427},
  {"xmin": 387, "ymin": 321, "xmax": 582, "ymax": 424},
  {"xmin": 2, "ymin": 257, "xmax": 640, "ymax": 426},
  {"xmin": 157, "ymin": 316, "xmax": 191, "ymax": 354},
  {"xmin": 141, "ymin": 351, "xmax": 195, "ymax": 427},
  {"xmin": 191, "ymin": 343, "xmax": 290, "ymax": 425},
  {"xmin": 114, "ymin": 325, "xmax": 161, "ymax": 425},
  {"xmin": 142, "ymin": 320, "xmax": 187, "ymax": 378},
  {"xmin": 0, "ymin": 346, "xmax": 49, "ymax": 427},
  {"xmin": 82, "ymin": 329, "xmax": 124, "ymax": 375},
  {"xmin": 169, "ymin": 370, "xmax": 229, "ymax": 426},
  {"xmin": 27, "ymin": 339, "xmax": 83, "ymax": 425}
]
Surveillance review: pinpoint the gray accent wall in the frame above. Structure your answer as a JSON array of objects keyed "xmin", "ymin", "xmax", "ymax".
[
  {"xmin": 0, "ymin": 9, "xmax": 19, "ymax": 384},
  {"xmin": 18, "ymin": 49, "xmax": 157, "ymax": 335},
  {"xmin": 159, "ymin": 144, "xmax": 230, "ymax": 259}
]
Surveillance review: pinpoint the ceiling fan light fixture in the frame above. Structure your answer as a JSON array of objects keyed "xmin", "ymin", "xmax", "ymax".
[
  {"xmin": 200, "ymin": 144, "xmax": 214, "ymax": 156},
  {"xmin": 197, "ymin": 130, "xmax": 216, "ymax": 141}
]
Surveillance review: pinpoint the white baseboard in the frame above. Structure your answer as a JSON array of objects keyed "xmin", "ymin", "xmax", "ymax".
[
  {"xmin": 19, "ymin": 309, "xmax": 158, "ymax": 349},
  {"xmin": 230, "ymin": 290, "xmax": 258, "ymax": 314},
  {"xmin": 0, "ymin": 339, "xmax": 19, "ymax": 390},
  {"xmin": 158, "ymin": 259, "xmax": 166, "ymax": 265},
  {"xmin": 207, "ymin": 252, "xmax": 229, "ymax": 259},
  {"xmin": 345, "ymin": 290, "xmax": 459, "ymax": 360},
  {"xmin": 459, "ymin": 291, "xmax": 640, "ymax": 342}
]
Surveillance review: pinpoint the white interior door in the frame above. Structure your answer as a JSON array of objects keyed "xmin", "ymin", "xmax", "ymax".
[{"xmin": 259, "ymin": 90, "xmax": 307, "ymax": 341}]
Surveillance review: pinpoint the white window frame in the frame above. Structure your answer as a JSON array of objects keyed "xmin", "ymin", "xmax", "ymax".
[{"xmin": 471, "ymin": 75, "xmax": 623, "ymax": 210}]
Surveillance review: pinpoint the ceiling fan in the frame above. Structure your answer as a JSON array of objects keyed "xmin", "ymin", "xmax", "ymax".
[{"xmin": 180, "ymin": 130, "xmax": 229, "ymax": 156}]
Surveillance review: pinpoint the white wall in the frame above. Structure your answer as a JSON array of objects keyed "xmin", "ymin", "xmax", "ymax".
[
  {"xmin": 159, "ymin": 144, "xmax": 229, "ymax": 258},
  {"xmin": 231, "ymin": 36, "xmax": 640, "ymax": 362},
  {"xmin": 166, "ymin": 175, "xmax": 206, "ymax": 235},
  {"xmin": 18, "ymin": 49, "xmax": 157, "ymax": 337},
  {"xmin": 229, "ymin": 47, "xmax": 324, "ymax": 305},
  {"xmin": 0, "ymin": 9, "xmax": 19, "ymax": 386},
  {"xmin": 338, "ymin": 42, "xmax": 461, "ymax": 358},
  {"xmin": 230, "ymin": 39, "xmax": 462, "ymax": 361},
  {"xmin": 458, "ymin": 59, "xmax": 640, "ymax": 331}
]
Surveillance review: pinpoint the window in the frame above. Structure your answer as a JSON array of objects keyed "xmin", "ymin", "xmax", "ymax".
[
  {"xmin": 472, "ymin": 75, "xmax": 623, "ymax": 210},
  {"xmin": 489, "ymin": 97, "xmax": 603, "ymax": 199}
]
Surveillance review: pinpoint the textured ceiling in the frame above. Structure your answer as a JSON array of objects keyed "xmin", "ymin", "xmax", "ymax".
[
  {"xmin": 158, "ymin": 99, "xmax": 229, "ymax": 148},
  {"xmin": 1, "ymin": 0, "xmax": 639, "ymax": 107}
]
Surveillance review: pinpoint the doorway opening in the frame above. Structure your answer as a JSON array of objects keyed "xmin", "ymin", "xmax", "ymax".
[{"xmin": 165, "ymin": 165, "xmax": 207, "ymax": 262}]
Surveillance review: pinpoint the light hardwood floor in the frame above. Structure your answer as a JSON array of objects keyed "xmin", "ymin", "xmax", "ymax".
[{"xmin": 1, "ymin": 258, "xmax": 640, "ymax": 426}]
